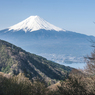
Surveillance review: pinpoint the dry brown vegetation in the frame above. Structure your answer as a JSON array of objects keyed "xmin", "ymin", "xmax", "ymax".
[
  {"xmin": 0, "ymin": 73, "xmax": 49, "ymax": 95},
  {"xmin": 1, "ymin": 68, "xmax": 95, "ymax": 95}
]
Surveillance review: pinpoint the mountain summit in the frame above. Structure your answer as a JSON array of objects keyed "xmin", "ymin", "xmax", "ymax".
[
  {"xmin": 9, "ymin": 15, "xmax": 64, "ymax": 32},
  {"xmin": 0, "ymin": 16, "xmax": 94, "ymax": 64}
]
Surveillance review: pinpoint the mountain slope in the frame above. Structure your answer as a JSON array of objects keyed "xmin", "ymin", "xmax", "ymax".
[
  {"xmin": 0, "ymin": 39, "xmax": 72, "ymax": 84},
  {"xmin": 0, "ymin": 29, "xmax": 94, "ymax": 63},
  {"xmin": 8, "ymin": 15, "xmax": 64, "ymax": 32}
]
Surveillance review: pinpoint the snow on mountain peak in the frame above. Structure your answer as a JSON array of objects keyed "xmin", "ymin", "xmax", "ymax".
[{"xmin": 9, "ymin": 15, "xmax": 65, "ymax": 32}]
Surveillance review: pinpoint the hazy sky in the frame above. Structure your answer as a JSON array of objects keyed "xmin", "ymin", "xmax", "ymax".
[{"xmin": 0, "ymin": 0, "xmax": 95, "ymax": 36}]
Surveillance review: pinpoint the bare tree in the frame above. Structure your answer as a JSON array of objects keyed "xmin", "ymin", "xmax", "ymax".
[{"xmin": 84, "ymin": 47, "xmax": 95, "ymax": 75}]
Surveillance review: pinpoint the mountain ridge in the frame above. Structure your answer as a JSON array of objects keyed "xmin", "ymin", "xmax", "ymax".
[{"xmin": 0, "ymin": 39, "xmax": 72, "ymax": 84}]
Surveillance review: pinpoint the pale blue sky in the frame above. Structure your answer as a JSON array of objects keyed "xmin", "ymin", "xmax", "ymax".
[{"xmin": 0, "ymin": 0, "xmax": 95, "ymax": 36}]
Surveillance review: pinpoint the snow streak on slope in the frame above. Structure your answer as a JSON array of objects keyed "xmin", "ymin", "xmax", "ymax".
[{"xmin": 9, "ymin": 15, "xmax": 65, "ymax": 32}]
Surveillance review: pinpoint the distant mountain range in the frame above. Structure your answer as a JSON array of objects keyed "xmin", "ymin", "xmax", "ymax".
[{"xmin": 0, "ymin": 15, "xmax": 94, "ymax": 63}]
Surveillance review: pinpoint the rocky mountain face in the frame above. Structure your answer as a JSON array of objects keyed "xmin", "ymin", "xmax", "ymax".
[{"xmin": 0, "ymin": 39, "xmax": 72, "ymax": 84}]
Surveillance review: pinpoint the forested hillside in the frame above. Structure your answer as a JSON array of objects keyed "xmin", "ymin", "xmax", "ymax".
[{"xmin": 0, "ymin": 39, "xmax": 72, "ymax": 85}]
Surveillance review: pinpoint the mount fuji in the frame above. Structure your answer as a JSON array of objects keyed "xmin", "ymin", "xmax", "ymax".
[
  {"xmin": 0, "ymin": 15, "xmax": 94, "ymax": 64},
  {"xmin": 9, "ymin": 15, "xmax": 64, "ymax": 32}
]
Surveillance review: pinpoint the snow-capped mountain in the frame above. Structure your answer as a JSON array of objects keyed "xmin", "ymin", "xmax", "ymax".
[
  {"xmin": 0, "ymin": 15, "xmax": 95, "ymax": 64},
  {"xmin": 9, "ymin": 15, "xmax": 65, "ymax": 32}
]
